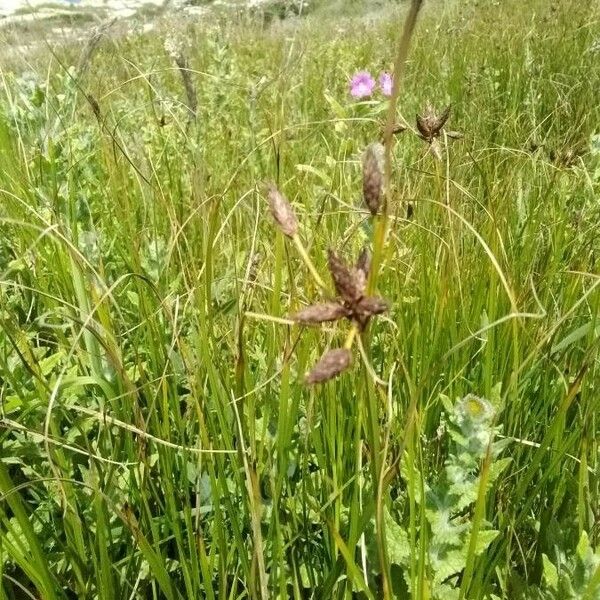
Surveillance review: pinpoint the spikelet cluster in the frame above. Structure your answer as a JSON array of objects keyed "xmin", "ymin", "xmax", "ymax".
[{"xmin": 263, "ymin": 137, "xmax": 393, "ymax": 384}]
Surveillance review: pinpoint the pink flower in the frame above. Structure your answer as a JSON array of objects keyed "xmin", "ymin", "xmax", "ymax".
[
  {"xmin": 379, "ymin": 72, "xmax": 393, "ymax": 97},
  {"xmin": 350, "ymin": 71, "xmax": 376, "ymax": 99}
]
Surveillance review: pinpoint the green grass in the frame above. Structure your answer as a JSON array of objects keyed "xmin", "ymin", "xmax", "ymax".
[{"xmin": 0, "ymin": 0, "xmax": 599, "ymax": 598}]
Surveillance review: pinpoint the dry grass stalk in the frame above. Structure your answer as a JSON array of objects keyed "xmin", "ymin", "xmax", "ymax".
[
  {"xmin": 77, "ymin": 18, "xmax": 117, "ymax": 77},
  {"xmin": 173, "ymin": 54, "xmax": 198, "ymax": 119},
  {"xmin": 164, "ymin": 36, "xmax": 198, "ymax": 119}
]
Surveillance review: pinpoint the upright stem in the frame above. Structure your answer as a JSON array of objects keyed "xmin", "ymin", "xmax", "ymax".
[
  {"xmin": 369, "ymin": 0, "xmax": 425, "ymax": 296},
  {"xmin": 367, "ymin": 3, "xmax": 425, "ymax": 599},
  {"xmin": 292, "ymin": 234, "xmax": 327, "ymax": 290}
]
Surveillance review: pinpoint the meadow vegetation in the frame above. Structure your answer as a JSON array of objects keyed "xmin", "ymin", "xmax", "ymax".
[{"xmin": 0, "ymin": 0, "xmax": 599, "ymax": 597}]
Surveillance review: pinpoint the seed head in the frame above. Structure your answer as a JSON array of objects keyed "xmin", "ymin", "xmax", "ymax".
[
  {"xmin": 356, "ymin": 247, "xmax": 371, "ymax": 279},
  {"xmin": 266, "ymin": 183, "xmax": 298, "ymax": 237},
  {"xmin": 327, "ymin": 250, "xmax": 365, "ymax": 304},
  {"xmin": 354, "ymin": 295, "xmax": 389, "ymax": 329},
  {"xmin": 356, "ymin": 295, "xmax": 389, "ymax": 317},
  {"xmin": 292, "ymin": 302, "xmax": 350, "ymax": 325},
  {"xmin": 305, "ymin": 348, "xmax": 352, "ymax": 384},
  {"xmin": 362, "ymin": 142, "xmax": 384, "ymax": 216},
  {"xmin": 416, "ymin": 103, "xmax": 451, "ymax": 142}
]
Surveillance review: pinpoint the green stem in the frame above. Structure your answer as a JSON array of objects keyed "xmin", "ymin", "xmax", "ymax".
[
  {"xmin": 292, "ymin": 234, "xmax": 327, "ymax": 290},
  {"xmin": 369, "ymin": 0, "xmax": 425, "ymax": 294}
]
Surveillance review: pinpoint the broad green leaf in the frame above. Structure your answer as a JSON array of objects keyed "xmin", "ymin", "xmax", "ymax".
[{"xmin": 384, "ymin": 507, "xmax": 410, "ymax": 566}]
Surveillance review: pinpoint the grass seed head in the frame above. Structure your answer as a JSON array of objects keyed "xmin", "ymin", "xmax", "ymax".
[
  {"xmin": 292, "ymin": 302, "xmax": 350, "ymax": 324},
  {"xmin": 305, "ymin": 348, "xmax": 352, "ymax": 384},
  {"xmin": 416, "ymin": 103, "xmax": 452, "ymax": 142},
  {"xmin": 327, "ymin": 249, "xmax": 365, "ymax": 304},
  {"xmin": 266, "ymin": 183, "xmax": 299, "ymax": 237},
  {"xmin": 354, "ymin": 295, "xmax": 389, "ymax": 329},
  {"xmin": 362, "ymin": 142, "xmax": 384, "ymax": 215},
  {"xmin": 356, "ymin": 247, "xmax": 371, "ymax": 279},
  {"xmin": 356, "ymin": 295, "xmax": 389, "ymax": 316}
]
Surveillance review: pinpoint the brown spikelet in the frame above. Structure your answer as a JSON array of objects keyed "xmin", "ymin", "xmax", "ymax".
[
  {"xmin": 86, "ymin": 94, "xmax": 101, "ymax": 121},
  {"xmin": 416, "ymin": 104, "xmax": 460, "ymax": 161},
  {"xmin": 354, "ymin": 296, "xmax": 389, "ymax": 329},
  {"xmin": 436, "ymin": 104, "xmax": 452, "ymax": 131},
  {"xmin": 292, "ymin": 303, "xmax": 349, "ymax": 325},
  {"xmin": 356, "ymin": 247, "xmax": 371, "ymax": 279},
  {"xmin": 357, "ymin": 296, "xmax": 389, "ymax": 316},
  {"xmin": 327, "ymin": 250, "xmax": 365, "ymax": 304},
  {"xmin": 266, "ymin": 184, "xmax": 298, "ymax": 237},
  {"xmin": 416, "ymin": 111, "xmax": 432, "ymax": 140},
  {"xmin": 305, "ymin": 348, "xmax": 352, "ymax": 384},
  {"xmin": 416, "ymin": 103, "xmax": 452, "ymax": 142},
  {"xmin": 362, "ymin": 143, "xmax": 384, "ymax": 216}
]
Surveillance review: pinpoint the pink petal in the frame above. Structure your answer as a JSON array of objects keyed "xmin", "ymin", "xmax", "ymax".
[
  {"xmin": 350, "ymin": 71, "xmax": 375, "ymax": 99},
  {"xmin": 379, "ymin": 72, "xmax": 393, "ymax": 97}
]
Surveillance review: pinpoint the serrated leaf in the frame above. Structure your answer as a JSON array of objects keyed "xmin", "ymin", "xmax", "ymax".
[
  {"xmin": 384, "ymin": 506, "xmax": 410, "ymax": 566},
  {"xmin": 440, "ymin": 393, "xmax": 454, "ymax": 414},
  {"xmin": 488, "ymin": 457, "xmax": 512, "ymax": 484},
  {"xmin": 473, "ymin": 529, "xmax": 499, "ymax": 554},
  {"xmin": 39, "ymin": 351, "xmax": 64, "ymax": 376},
  {"xmin": 542, "ymin": 554, "xmax": 559, "ymax": 589},
  {"xmin": 431, "ymin": 547, "xmax": 466, "ymax": 585},
  {"xmin": 323, "ymin": 92, "xmax": 347, "ymax": 119},
  {"xmin": 576, "ymin": 530, "xmax": 590, "ymax": 561}
]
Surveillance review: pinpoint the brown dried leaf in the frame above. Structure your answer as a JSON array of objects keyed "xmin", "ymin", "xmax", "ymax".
[
  {"xmin": 327, "ymin": 250, "xmax": 365, "ymax": 304},
  {"xmin": 362, "ymin": 142, "xmax": 384, "ymax": 216},
  {"xmin": 305, "ymin": 348, "xmax": 352, "ymax": 385},
  {"xmin": 266, "ymin": 183, "xmax": 298, "ymax": 237},
  {"xmin": 292, "ymin": 302, "xmax": 349, "ymax": 325}
]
